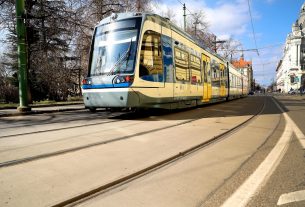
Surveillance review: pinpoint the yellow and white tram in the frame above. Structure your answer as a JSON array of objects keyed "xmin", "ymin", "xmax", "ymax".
[{"xmin": 82, "ymin": 13, "xmax": 249, "ymax": 111}]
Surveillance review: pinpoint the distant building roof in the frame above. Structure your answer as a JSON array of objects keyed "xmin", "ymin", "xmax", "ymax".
[{"xmin": 231, "ymin": 55, "xmax": 252, "ymax": 68}]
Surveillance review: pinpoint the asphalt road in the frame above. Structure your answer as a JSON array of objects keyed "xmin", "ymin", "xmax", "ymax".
[
  {"xmin": 1, "ymin": 95, "xmax": 304, "ymax": 207},
  {"xmin": 247, "ymin": 95, "xmax": 305, "ymax": 207},
  {"xmin": 202, "ymin": 95, "xmax": 305, "ymax": 207}
]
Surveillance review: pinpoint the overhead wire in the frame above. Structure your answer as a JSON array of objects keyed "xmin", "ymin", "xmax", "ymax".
[
  {"xmin": 176, "ymin": 0, "xmax": 202, "ymax": 21},
  {"xmin": 177, "ymin": 0, "xmax": 273, "ymax": 86},
  {"xmin": 247, "ymin": 0, "xmax": 259, "ymax": 56},
  {"xmin": 246, "ymin": 0, "xmax": 270, "ymax": 86}
]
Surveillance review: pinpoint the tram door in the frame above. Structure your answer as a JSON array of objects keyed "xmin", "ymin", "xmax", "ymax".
[
  {"xmin": 202, "ymin": 54, "xmax": 211, "ymax": 101},
  {"xmin": 219, "ymin": 63, "xmax": 226, "ymax": 97}
]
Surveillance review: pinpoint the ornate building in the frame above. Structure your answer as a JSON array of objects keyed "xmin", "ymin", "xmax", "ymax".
[
  {"xmin": 232, "ymin": 54, "xmax": 254, "ymax": 91},
  {"xmin": 276, "ymin": 3, "xmax": 305, "ymax": 92}
]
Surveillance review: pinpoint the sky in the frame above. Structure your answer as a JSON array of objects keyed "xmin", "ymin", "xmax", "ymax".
[
  {"xmin": 154, "ymin": 0, "xmax": 305, "ymax": 87},
  {"xmin": 1, "ymin": 0, "xmax": 303, "ymax": 87}
]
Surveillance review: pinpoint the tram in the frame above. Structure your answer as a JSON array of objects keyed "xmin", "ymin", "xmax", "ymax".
[{"xmin": 82, "ymin": 12, "xmax": 249, "ymax": 111}]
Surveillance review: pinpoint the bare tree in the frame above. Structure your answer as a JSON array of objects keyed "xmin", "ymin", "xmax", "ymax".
[
  {"xmin": 186, "ymin": 10, "xmax": 209, "ymax": 37},
  {"xmin": 218, "ymin": 37, "xmax": 243, "ymax": 60},
  {"xmin": 0, "ymin": 0, "xmax": 162, "ymax": 102}
]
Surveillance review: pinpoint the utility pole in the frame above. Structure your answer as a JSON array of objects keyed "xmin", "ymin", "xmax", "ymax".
[
  {"xmin": 15, "ymin": 0, "xmax": 31, "ymax": 112},
  {"xmin": 183, "ymin": 3, "xmax": 186, "ymax": 31},
  {"xmin": 212, "ymin": 35, "xmax": 226, "ymax": 53},
  {"xmin": 193, "ymin": 15, "xmax": 200, "ymax": 37}
]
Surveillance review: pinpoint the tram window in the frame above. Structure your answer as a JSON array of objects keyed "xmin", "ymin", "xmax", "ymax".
[
  {"xmin": 139, "ymin": 31, "xmax": 163, "ymax": 82},
  {"xmin": 161, "ymin": 35, "xmax": 174, "ymax": 83},
  {"xmin": 174, "ymin": 47, "xmax": 190, "ymax": 82},
  {"xmin": 212, "ymin": 62, "xmax": 219, "ymax": 79},
  {"xmin": 207, "ymin": 62, "xmax": 211, "ymax": 82},
  {"xmin": 211, "ymin": 61, "xmax": 220, "ymax": 87},
  {"xmin": 190, "ymin": 55, "xmax": 201, "ymax": 84},
  {"xmin": 229, "ymin": 73, "xmax": 233, "ymax": 86},
  {"xmin": 203, "ymin": 60, "xmax": 207, "ymax": 82}
]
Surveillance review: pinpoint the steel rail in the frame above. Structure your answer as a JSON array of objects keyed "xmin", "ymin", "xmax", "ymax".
[
  {"xmin": 51, "ymin": 98, "xmax": 266, "ymax": 207},
  {"xmin": 0, "ymin": 110, "xmax": 110, "ymax": 131},
  {"xmin": 0, "ymin": 115, "xmax": 207, "ymax": 168}
]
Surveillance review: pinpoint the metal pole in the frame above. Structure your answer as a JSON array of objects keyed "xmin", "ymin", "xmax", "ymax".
[
  {"xmin": 15, "ymin": 0, "xmax": 31, "ymax": 112},
  {"xmin": 214, "ymin": 35, "xmax": 217, "ymax": 53},
  {"xmin": 183, "ymin": 3, "xmax": 186, "ymax": 31}
]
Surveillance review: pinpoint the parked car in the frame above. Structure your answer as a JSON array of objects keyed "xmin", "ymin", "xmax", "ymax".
[{"xmin": 288, "ymin": 89, "xmax": 299, "ymax": 95}]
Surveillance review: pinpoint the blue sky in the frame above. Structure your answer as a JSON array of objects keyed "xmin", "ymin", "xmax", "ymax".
[
  {"xmin": 1, "ymin": 0, "xmax": 303, "ymax": 87},
  {"xmin": 155, "ymin": 0, "xmax": 305, "ymax": 86}
]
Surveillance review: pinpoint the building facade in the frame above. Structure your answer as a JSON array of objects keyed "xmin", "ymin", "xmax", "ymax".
[
  {"xmin": 232, "ymin": 54, "xmax": 254, "ymax": 91},
  {"xmin": 276, "ymin": 3, "xmax": 305, "ymax": 92}
]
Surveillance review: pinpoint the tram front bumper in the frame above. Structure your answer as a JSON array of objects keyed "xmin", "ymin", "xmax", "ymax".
[{"xmin": 82, "ymin": 88, "xmax": 140, "ymax": 108}]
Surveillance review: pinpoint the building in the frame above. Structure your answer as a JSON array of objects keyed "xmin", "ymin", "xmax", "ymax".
[
  {"xmin": 232, "ymin": 54, "xmax": 254, "ymax": 91},
  {"xmin": 276, "ymin": 3, "xmax": 305, "ymax": 92}
]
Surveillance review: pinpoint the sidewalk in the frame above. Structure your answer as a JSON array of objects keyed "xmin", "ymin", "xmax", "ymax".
[
  {"xmin": 272, "ymin": 94, "xmax": 305, "ymax": 101},
  {"xmin": 0, "ymin": 103, "xmax": 85, "ymax": 117}
]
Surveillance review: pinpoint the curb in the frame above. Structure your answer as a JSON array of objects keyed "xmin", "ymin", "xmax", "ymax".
[
  {"xmin": 0, "ymin": 107, "xmax": 85, "ymax": 118},
  {"xmin": 0, "ymin": 102, "xmax": 84, "ymax": 110}
]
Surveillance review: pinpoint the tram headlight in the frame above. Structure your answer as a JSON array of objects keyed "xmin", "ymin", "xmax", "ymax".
[
  {"xmin": 82, "ymin": 78, "xmax": 92, "ymax": 85},
  {"xmin": 115, "ymin": 77, "xmax": 123, "ymax": 84},
  {"xmin": 113, "ymin": 75, "xmax": 134, "ymax": 85}
]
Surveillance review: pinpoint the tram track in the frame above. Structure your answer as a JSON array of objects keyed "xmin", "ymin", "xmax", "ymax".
[
  {"xmin": 0, "ymin": 116, "xmax": 209, "ymax": 168},
  {"xmin": 0, "ymin": 119, "xmax": 121, "ymax": 139},
  {"xmin": 50, "ymin": 97, "xmax": 266, "ymax": 207},
  {"xmin": 0, "ymin": 110, "xmax": 128, "ymax": 137},
  {"xmin": 0, "ymin": 110, "xmax": 92, "ymax": 129},
  {"xmin": 0, "ymin": 98, "xmax": 263, "ymax": 169},
  {"xmin": 0, "ymin": 109, "xmax": 161, "ymax": 138}
]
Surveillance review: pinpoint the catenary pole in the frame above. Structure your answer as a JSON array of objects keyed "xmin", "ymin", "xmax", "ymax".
[
  {"xmin": 183, "ymin": 3, "xmax": 186, "ymax": 31},
  {"xmin": 15, "ymin": 0, "xmax": 31, "ymax": 112}
]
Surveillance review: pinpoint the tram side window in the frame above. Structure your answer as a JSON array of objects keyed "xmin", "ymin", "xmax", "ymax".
[
  {"xmin": 174, "ymin": 48, "xmax": 190, "ymax": 82},
  {"xmin": 211, "ymin": 61, "xmax": 220, "ymax": 87},
  {"xmin": 223, "ymin": 66, "xmax": 228, "ymax": 87},
  {"xmin": 207, "ymin": 62, "xmax": 211, "ymax": 82},
  {"xmin": 161, "ymin": 35, "xmax": 174, "ymax": 83},
  {"xmin": 220, "ymin": 69, "xmax": 225, "ymax": 87},
  {"xmin": 139, "ymin": 31, "xmax": 163, "ymax": 82},
  {"xmin": 229, "ymin": 73, "xmax": 233, "ymax": 87},
  {"xmin": 232, "ymin": 75, "xmax": 236, "ymax": 88},
  {"xmin": 190, "ymin": 55, "xmax": 201, "ymax": 84},
  {"xmin": 202, "ymin": 60, "xmax": 207, "ymax": 82}
]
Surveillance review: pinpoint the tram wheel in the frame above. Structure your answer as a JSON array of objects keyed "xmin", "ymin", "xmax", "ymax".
[{"xmin": 89, "ymin": 107, "xmax": 96, "ymax": 112}]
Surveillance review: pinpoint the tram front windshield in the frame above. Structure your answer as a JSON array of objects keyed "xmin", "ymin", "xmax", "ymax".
[{"xmin": 90, "ymin": 19, "xmax": 140, "ymax": 76}]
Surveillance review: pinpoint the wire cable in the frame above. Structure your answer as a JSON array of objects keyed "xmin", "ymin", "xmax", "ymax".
[{"xmin": 247, "ymin": 0, "xmax": 259, "ymax": 56}]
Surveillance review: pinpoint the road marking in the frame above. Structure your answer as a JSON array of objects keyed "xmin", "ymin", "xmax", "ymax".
[
  {"xmin": 277, "ymin": 190, "xmax": 305, "ymax": 205},
  {"xmin": 282, "ymin": 113, "xmax": 305, "ymax": 148},
  {"xmin": 221, "ymin": 98, "xmax": 293, "ymax": 207}
]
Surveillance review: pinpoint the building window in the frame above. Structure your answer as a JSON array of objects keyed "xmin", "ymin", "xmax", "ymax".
[{"xmin": 290, "ymin": 76, "xmax": 295, "ymax": 84}]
